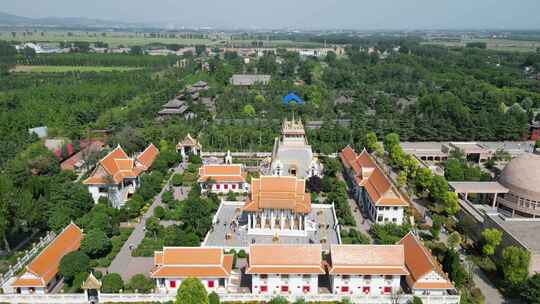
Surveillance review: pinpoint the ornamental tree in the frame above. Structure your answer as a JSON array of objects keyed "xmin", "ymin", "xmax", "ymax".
[
  {"xmin": 102, "ymin": 273, "xmax": 124, "ymax": 293},
  {"xmin": 176, "ymin": 277, "xmax": 208, "ymax": 304},
  {"xmin": 501, "ymin": 246, "xmax": 530, "ymax": 286},
  {"xmin": 481, "ymin": 228, "xmax": 502, "ymax": 256}
]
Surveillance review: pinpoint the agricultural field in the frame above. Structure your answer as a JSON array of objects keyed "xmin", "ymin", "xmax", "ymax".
[
  {"xmin": 0, "ymin": 30, "xmax": 324, "ymax": 48},
  {"xmin": 424, "ymin": 38, "xmax": 540, "ymax": 52},
  {"xmin": 10, "ymin": 65, "xmax": 141, "ymax": 73}
]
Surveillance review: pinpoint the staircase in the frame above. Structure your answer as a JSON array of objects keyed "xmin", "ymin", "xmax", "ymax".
[{"xmin": 227, "ymin": 270, "xmax": 242, "ymax": 293}]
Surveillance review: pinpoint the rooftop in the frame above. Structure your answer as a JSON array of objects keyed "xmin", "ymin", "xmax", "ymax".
[
  {"xmin": 230, "ymin": 74, "xmax": 271, "ymax": 86},
  {"xmin": 246, "ymin": 244, "xmax": 325, "ymax": 274},
  {"xmin": 197, "ymin": 164, "xmax": 247, "ymax": 183},
  {"xmin": 151, "ymin": 247, "xmax": 233, "ymax": 278},
  {"xmin": 244, "ymin": 176, "xmax": 311, "ymax": 213},
  {"xmin": 329, "ymin": 244, "xmax": 409, "ymax": 275},
  {"xmin": 449, "ymin": 181, "xmax": 509, "ymax": 194}
]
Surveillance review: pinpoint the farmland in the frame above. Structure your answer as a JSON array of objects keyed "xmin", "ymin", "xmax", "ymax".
[
  {"xmin": 10, "ymin": 65, "xmax": 141, "ymax": 73},
  {"xmin": 424, "ymin": 38, "xmax": 540, "ymax": 52}
]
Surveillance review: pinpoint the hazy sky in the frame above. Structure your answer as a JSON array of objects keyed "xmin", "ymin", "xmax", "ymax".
[{"xmin": 3, "ymin": 0, "xmax": 540, "ymax": 30}]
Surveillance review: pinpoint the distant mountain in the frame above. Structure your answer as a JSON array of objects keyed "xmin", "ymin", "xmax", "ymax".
[{"xmin": 0, "ymin": 11, "xmax": 142, "ymax": 28}]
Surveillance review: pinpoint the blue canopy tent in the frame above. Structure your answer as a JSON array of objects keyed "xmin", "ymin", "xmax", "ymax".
[{"xmin": 282, "ymin": 92, "xmax": 305, "ymax": 106}]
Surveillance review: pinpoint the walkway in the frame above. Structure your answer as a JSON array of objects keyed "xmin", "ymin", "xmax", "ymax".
[
  {"xmin": 108, "ymin": 162, "xmax": 189, "ymax": 280},
  {"xmin": 337, "ymin": 171, "xmax": 372, "ymax": 239}
]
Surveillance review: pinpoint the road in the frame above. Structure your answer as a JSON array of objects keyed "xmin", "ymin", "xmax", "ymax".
[{"xmin": 107, "ymin": 162, "xmax": 189, "ymax": 280}]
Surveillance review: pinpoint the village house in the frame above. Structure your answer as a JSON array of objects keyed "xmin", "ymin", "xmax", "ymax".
[
  {"xmin": 340, "ymin": 146, "xmax": 408, "ymax": 224},
  {"xmin": 230, "ymin": 74, "xmax": 271, "ymax": 86},
  {"xmin": 151, "ymin": 247, "xmax": 234, "ymax": 294},
  {"xmin": 246, "ymin": 244, "xmax": 324, "ymax": 296},
  {"xmin": 83, "ymin": 144, "xmax": 159, "ymax": 208},
  {"xmin": 197, "ymin": 164, "xmax": 249, "ymax": 194},
  {"xmin": 11, "ymin": 223, "xmax": 83, "ymax": 294},
  {"xmin": 398, "ymin": 232, "xmax": 455, "ymax": 296},
  {"xmin": 328, "ymin": 244, "xmax": 409, "ymax": 296},
  {"xmin": 243, "ymin": 176, "xmax": 311, "ymax": 236}
]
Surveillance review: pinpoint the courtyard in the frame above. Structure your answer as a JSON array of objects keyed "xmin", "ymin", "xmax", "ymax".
[{"xmin": 202, "ymin": 201, "xmax": 341, "ymax": 249}]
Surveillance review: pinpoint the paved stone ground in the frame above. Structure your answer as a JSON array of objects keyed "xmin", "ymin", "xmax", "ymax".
[
  {"xmin": 203, "ymin": 204, "xmax": 340, "ymax": 249},
  {"xmin": 108, "ymin": 162, "xmax": 189, "ymax": 280},
  {"xmin": 337, "ymin": 171, "xmax": 373, "ymax": 239}
]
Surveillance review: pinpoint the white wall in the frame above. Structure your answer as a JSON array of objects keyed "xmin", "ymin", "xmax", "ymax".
[
  {"xmin": 375, "ymin": 206, "xmax": 404, "ymax": 225},
  {"xmin": 155, "ymin": 277, "xmax": 227, "ymax": 294},
  {"xmin": 251, "ymin": 274, "xmax": 318, "ymax": 296},
  {"xmin": 331, "ymin": 274, "xmax": 401, "ymax": 296},
  {"xmin": 200, "ymin": 182, "xmax": 249, "ymax": 194}
]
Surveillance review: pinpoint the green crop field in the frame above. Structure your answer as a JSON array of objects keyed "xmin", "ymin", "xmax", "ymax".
[
  {"xmin": 424, "ymin": 38, "xmax": 540, "ymax": 52},
  {"xmin": 11, "ymin": 65, "xmax": 142, "ymax": 73},
  {"xmin": 0, "ymin": 30, "xmax": 324, "ymax": 48}
]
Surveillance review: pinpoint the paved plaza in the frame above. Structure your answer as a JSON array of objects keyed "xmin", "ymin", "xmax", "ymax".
[{"xmin": 203, "ymin": 202, "xmax": 340, "ymax": 250}]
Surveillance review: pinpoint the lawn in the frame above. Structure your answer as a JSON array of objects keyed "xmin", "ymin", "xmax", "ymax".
[{"xmin": 11, "ymin": 65, "xmax": 142, "ymax": 73}]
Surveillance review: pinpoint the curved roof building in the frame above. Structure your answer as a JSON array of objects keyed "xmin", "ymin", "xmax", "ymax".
[{"xmin": 497, "ymin": 152, "xmax": 540, "ymax": 217}]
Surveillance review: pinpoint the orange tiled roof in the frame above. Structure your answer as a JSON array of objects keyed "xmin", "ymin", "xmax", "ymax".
[
  {"xmin": 398, "ymin": 232, "xmax": 454, "ymax": 290},
  {"xmin": 246, "ymin": 245, "xmax": 325, "ymax": 274},
  {"xmin": 197, "ymin": 164, "xmax": 247, "ymax": 183},
  {"xmin": 243, "ymin": 176, "xmax": 311, "ymax": 213},
  {"xmin": 329, "ymin": 245, "xmax": 409, "ymax": 275},
  {"xmin": 340, "ymin": 147, "xmax": 408, "ymax": 207},
  {"xmin": 151, "ymin": 247, "xmax": 233, "ymax": 278},
  {"xmin": 137, "ymin": 143, "xmax": 159, "ymax": 169},
  {"xmin": 12, "ymin": 223, "xmax": 83, "ymax": 288},
  {"xmin": 83, "ymin": 144, "xmax": 158, "ymax": 185}
]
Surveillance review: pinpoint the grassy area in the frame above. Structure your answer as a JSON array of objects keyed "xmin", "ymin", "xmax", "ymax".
[
  {"xmin": 11, "ymin": 65, "xmax": 142, "ymax": 73},
  {"xmin": 424, "ymin": 38, "xmax": 540, "ymax": 52}
]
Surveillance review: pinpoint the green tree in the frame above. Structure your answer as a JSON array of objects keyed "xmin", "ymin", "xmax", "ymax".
[
  {"xmin": 208, "ymin": 291, "xmax": 220, "ymax": 304},
  {"xmin": 146, "ymin": 216, "xmax": 161, "ymax": 238},
  {"xmin": 447, "ymin": 231, "xmax": 462, "ymax": 250},
  {"xmin": 126, "ymin": 273, "xmax": 154, "ymax": 293},
  {"xmin": 411, "ymin": 296, "xmax": 423, "ymax": 304},
  {"xmin": 442, "ymin": 249, "xmax": 466, "ymax": 287},
  {"xmin": 176, "ymin": 277, "xmax": 208, "ymax": 304},
  {"xmin": 415, "ymin": 167, "xmax": 433, "ymax": 195},
  {"xmin": 442, "ymin": 192, "xmax": 460, "ymax": 215},
  {"xmin": 445, "ymin": 158, "xmax": 465, "ymax": 181},
  {"xmin": 481, "ymin": 228, "xmax": 502, "ymax": 256},
  {"xmin": 59, "ymin": 251, "xmax": 90, "ymax": 282},
  {"xmin": 80, "ymin": 229, "xmax": 112, "ymax": 258},
  {"xmin": 383, "ymin": 132, "xmax": 400, "ymax": 152},
  {"xmin": 268, "ymin": 297, "xmax": 289, "ymax": 304},
  {"xmin": 522, "ymin": 274, "xmax": 540, "ymax": 304},
  {"xmin": 501, "ymin": 246, "xmax": 530, "ymax": 286},
  {"xmin": 364, "ymin": 132, "xmax": 379, "ymax": 153},
  {"xmin": 242, "ymin": 104, "xmax": 256, "ymax": 116},
  {"xmin": 102, "ymin": 273, "xmax": 124, "ymax": 293},
  {"xmin": 429, "ymin": 175, "xmax": 448, "ymax": 202}
]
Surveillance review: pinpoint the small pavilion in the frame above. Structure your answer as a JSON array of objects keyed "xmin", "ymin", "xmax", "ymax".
[
  {"xmin": 81, "ymin": 273, "xmax": 102, "ymax": 304},
  {"xmin": 176, "ymin": 134, "xmax": 202, "ymax": 159}
]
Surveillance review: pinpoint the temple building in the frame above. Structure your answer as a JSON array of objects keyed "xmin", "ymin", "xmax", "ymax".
[
  {"xmin": 398, "ymin": 232, "xmax": 455, "ymax": 296},
  {"xmin": 270, "ymin": 118, "xmax": 321, "ymax": 178},
  {"xmin": 83, "ymin": 144, "xmax": 159, "ymax": 208},
  {"xmin": 243, "ymin": 176, "xmax": 311, "ymax": 236},
  {"xmin": 246, "ymin": 244, "xmax": 324, "ymax": 296},
  {"xmin": 11, "ymin": 223, "xmax": 83, "ymax": 294},
  {"xmin": 198, "ymin": 164, "xmax": 249, "ymax": 194},
  {"xmin": 176, "ymin": 134, "xmax": 202, "ymax": 159},
  {"xmin": 151, "ymin": 247, "xmax": 234, "ymax": 294},
  {"xmin": 328, "ymin": 244, "xmax": 409, "ymax": 296},
  {"xmin": 340, "ymin": 146, "xmax": 408, "ymax": 224}
]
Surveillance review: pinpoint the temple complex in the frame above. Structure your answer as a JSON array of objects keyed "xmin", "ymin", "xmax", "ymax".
[
  {"xmin": 270, "ymin": 118, "xmax": 322, "ymax": 178},
  {"xmin": 243, "ymin": 175, "xmax": 311, "ymax": 237}
]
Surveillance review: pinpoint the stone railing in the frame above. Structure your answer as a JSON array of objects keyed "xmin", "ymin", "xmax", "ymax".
[
  {"xmin": 0, "ymin": 231, "xmax": 56, "ymax": 292},
  {"xmin": 0, "ymin": 292, "xmax": 460, "ymax": 304}
]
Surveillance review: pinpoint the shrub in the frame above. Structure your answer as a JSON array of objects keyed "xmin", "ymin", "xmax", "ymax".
[
  {"xmin": 176, "ymin": 277, "xmax": 208, "ymax": 304},
  {"xmin": 102, "ymin": 273, "xmax": 124, "ymax": 293},
  {"xmin": 171, "ymin": 174, "xmax": 183, "ymax": 187},
  {"xmin": 126, "ymin": 273, "xmax": 154, "ymax": 293},
  {"xmin": 208, "ymin": 291, "xmax": 220, "ymax": 304},
  {"xmin": 59, "ymin": 251, "xmax": 90, "ymax": 282},
  {"xmin": 154, "ymin": 206, "xmax": 166, "ymax": 219}
]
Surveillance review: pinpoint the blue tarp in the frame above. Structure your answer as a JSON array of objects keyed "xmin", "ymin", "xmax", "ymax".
[{"xmin": 282, "ymin": 92, "xmax": 305, "ymax": 105}]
